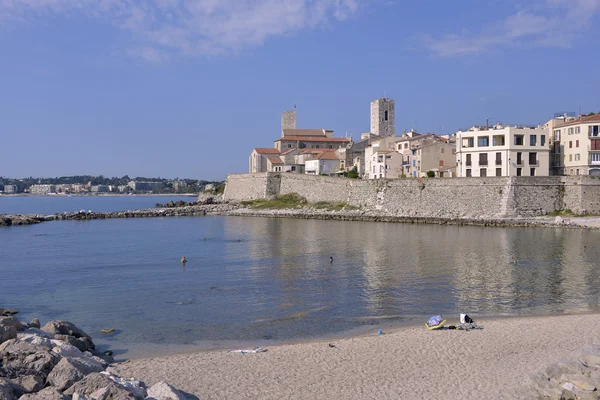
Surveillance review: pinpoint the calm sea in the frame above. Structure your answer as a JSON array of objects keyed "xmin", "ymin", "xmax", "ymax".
[
  {"xmin": 1, "ymin": 198, "xmax": 599, "ymax": 358},
  {"xmin": 0, "ymin": 195, "xmax": 197, "ymax": 215}
]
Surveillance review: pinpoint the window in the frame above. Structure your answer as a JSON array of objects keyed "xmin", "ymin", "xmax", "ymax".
[
  {"xmin": 479, "ymin": 153, "xmax": 488, "ymax": 166},
  {"xmin": 514, "ymin": 135, "xmax": 524, "ymax": 145},
  {"xmin": 466, "ymin": 154, "xmax": 472, "ymax": 166},
  {"xmin": 329, "ymin": 145, "xmax": 333, "ymax": 149},
  {"xmin": 591, "ymin": 153, "xmax": 600, "ymax": 162},
  {"xmin": 569, "ymin": 141, "xmax": 572, "ymax": 148},
  {"xmin": 441, "ymin": 148, "xmax": 444, "ymax": 153},
  {"xmin": 478, "ymin": 136, "xmax": 490, "ymax": 147},
  {"xmin": 529, "ymin": 152, "xmax": 537, "ymax": 165},
  {"xmin": 568, "ymin": 127, "xmax": 574, "ymax": 135},
  {"xmin": 575, "ymin": 154, "xmax": 580, "ymax": 161},
  {"xmin": 480, "ymin": 168, "xmax": 487, "ymax": 177},
  {"xmin": 516, "ymin": 152, "xmax": 523, "ymax": 165},
  {"xmin": 466, "ymin": 169, "xmax": 472, "ymax": 177},
  {"xmin": 384, "ymin": 110, "xmax": 388, "ymax": 121},
  {"xmin": 591, "ymin": 126, "xmax": 600, "ymax": 137},
  {"xmin": 541, "ymin": 135, "xmax": 546, "ymax": 147},
  {"xmin": 439, "ymin": 160, "xmax": 444, "ymax": 167},
  {"xmin": 373, "ymin": 166, "xmax": 376, "ymax": 173},
  {"xmin": 530, "ymin": 135, "xmax": 537, "ymax": 146},
  {"xmin": 517, "ymin": 168, "xmax": 522, "ymax": 176},
  {"xmin": 576, "ymin": 169, "xmax": 579, "ymax": 175},
  {"xmin": 530, "ymin": 168, "xmax": 535, "ymax": 176},
  {"xmin": 496, "ymin": 168, "xmax": 502, "ymax": 177},
  {"xmin": 463, "ymin": 137, "xmax": 474, "ymax": 148},
  {"xmin": 553, "ymin": 130, "xmax": 561, "ymax": 141},
  {"xmin": 493, "ymin": 135, "xmax": 505, "ymax": 146},
  {"xmin": 495, "ymin": 152, "xmax": 502, "ymax": 165},
  {"xmin": 288, "ymin": 144, "xmax": 292, "ymax": 148},
  {"xmin": 576, "ymin": 127, "xmax": 580, "ymax": 134},
  {"xmin": 576, "ymin": 140, "xmax": 579, "ymax": 148},
  {"xmin": 291, "ymin": 166, "xmax": 296, "ymax": 171},
  {"xmin": 315, "ymin": 145, "xmax": 320, "ymax": 149},
  {"xmin": 569, "ymin": 154, "xmax": 573, "ymax": 162}
]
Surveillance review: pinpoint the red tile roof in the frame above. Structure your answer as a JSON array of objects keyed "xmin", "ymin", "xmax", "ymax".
[
  {"xmin": 282, "ymin": 129, "xmax": 329, "ymax": 137},
  {"xmin": 556, "ymin": 114, "xmax": 600, "ymax": 127},
  {"xmin": 275, "ymin": 136, "xmax": 350, "ymax": 143},
  {"xmin": 267, "ymin": 156, "xmax": 283, "ymax": 164},
  {"xmin": 281, "ymin": 148, "xmax": 298, "ymax": 155},
  {"xmin": 316, "ymin": 151, "xmax": 340, "ymax": 160},
  {"xmin": 254, "ymin": 148, "xmax": 281, "ymax": 155}
]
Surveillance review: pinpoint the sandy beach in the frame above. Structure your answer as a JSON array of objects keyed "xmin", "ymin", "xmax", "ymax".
[{"xmin": 112, "ymin": 313, "xmax": 600, "ymax": 399}]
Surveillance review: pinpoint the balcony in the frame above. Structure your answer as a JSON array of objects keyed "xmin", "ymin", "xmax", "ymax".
[{"xmin": 479, "ymin": 161, "xmax": 488, "ymax": 166}]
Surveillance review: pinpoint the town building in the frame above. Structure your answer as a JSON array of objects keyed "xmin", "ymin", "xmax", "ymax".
[
  {"xmin": 412, "ymin": 137, "xmax": 457, "ymax": 178},
  {"xmin": 394, "ymin": 131, "xmax": 430, "ymax": 177},
  {"xmin": 305, "ymin": 150, "xmax": 341, "ymax": 176},
  {"xmin": 550, "ymin": 114, "xmax": 600, "ymax": 175},
  {"xmin": 249, "ymin": 148, "xmax": 282, "ymax": 173},
  {"xmin": 456, "ymin": 125, "xmax": 550, "ymax": 177},
  {"xmin": 90, "ymin": 185, "xmax": 109, "ymax": 193},
  {"xmin": 29, "ymin": 184, "xmax": 56, "ymax": 195},
  {"xmin": 2, "ymin": 185, "xmax": 18, "ymax": 194},
  {"xmin": 365, "ymin": 135, "xmax": 402, "ymax": 179},
  {"xmin": 128, "ymin": 181, "xmax": 163, "ymax": 191}
]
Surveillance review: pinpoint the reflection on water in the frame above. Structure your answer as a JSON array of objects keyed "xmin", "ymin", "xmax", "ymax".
[{"xmin": 0, "ymin": 216, "xmax": 599, "ymax": 353}]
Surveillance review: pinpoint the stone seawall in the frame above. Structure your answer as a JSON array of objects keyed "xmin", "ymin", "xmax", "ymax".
[{"xmin": 224, "ymin": 173, "xmax": 600, "ymax": 218}]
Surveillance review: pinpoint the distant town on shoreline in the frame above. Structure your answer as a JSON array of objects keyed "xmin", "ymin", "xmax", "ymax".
[{"xmin": 0, "ymin": 175, "xmax": 225, "ymax": 195}]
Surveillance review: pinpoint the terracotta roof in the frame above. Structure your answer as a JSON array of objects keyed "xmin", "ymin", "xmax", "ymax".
[
  {"xmin": 267, "ymin": 156, "xmax": 283, "ymax": 164},
  {"xmin": 281, "ymin": 148, "xmax": 298, "ymax": 155},
  {"xmin": 556, "ymin": 114, "xmax": 600, "ymax": 127},
  {"xmin": 316, "ymin": 151, "xmax": 340, "ymax": 160},
  {"xmin": 254, "ymin": 148, "xmax": 281, "ymax": 155},
  {"xmin": 282, "ymin": 129, "xmax": 330, "ymax": 137},
  {"xmin": 276, "ymin": 136, "xmax": 350, "ymax": 143}
]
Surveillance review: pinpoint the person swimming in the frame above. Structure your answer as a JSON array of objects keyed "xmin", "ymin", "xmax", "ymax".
[
  {"xmin": 181, "ymin": 256, "xmax": 187, "ymax": 264},
  {"xmin": 329, "ymin": 256, "xmax": 333, "ymax": 263}
]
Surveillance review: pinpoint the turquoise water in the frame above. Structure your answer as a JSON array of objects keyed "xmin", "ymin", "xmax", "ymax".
[
  {"xmin": 0, "ymin": 195, "xmax": 197, "ymax": 215},
  {"xmin": 1, "ymin": 210, "xmax": 599, "ymax": 357}
]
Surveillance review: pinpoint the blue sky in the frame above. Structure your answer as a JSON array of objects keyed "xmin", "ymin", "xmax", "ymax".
[{"xmin": 1, "ymin": 0, "xmax": 599, "ymax": 180}]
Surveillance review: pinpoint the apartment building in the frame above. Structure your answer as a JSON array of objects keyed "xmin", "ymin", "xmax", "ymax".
[
  {"xmin": 365, "ymin": 135, "xmax": 402, "ymax": 179},
  {"xmin": 551, "ymin": 114, "xmax": 600, "ymax": 175},
  {"xmin": 456, "ymin": 125, "xmax": 550, "ymax": 177},
  {"xmin": 413, "ymin": 139, "xmax": 457, "ymax": 177}
]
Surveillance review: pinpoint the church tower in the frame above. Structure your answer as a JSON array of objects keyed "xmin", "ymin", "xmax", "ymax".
[{"xmin": 370, "ymin": 98, "xmax": 395, "ymax": 137}]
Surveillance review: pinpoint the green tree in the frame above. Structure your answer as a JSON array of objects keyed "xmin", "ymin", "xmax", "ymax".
[{"xmin": 426, "ymin": 170, "xmax": 435, "ymax": 178}]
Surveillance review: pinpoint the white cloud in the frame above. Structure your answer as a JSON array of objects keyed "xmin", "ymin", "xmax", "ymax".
[
  {"xmin": 0, "ymin": 0, "xmax": 364, "ymax": 61},
  {"xmin": 422, "ymin": 0, "xmax": 600, "ymax": 57}
]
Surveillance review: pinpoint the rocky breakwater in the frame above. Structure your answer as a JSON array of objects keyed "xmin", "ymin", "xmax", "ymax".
[
  {"xmin": 0, "ymin": 308, "xmax": 197, "ymax": 400},
  {"xmin": 0, "ymin": 202, "xmax": 239, "ymax": 227}
]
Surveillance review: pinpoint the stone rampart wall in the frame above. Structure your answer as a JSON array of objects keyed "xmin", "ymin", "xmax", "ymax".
[{"xmin": 224, "ymin": 173, "xmax": 600, "ymax": 217}]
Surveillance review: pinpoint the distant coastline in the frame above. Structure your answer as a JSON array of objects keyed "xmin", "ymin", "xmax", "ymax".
[{"xmin": 0, "ymin": 193, "xmax": 199, "ymax": 197}]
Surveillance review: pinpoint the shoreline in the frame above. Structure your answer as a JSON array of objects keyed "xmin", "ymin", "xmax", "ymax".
[
  {"xmin": 112, "ymin": 312, "xmax": 600, "ymax": 399},
  {"xmin": 2, "ymin": 202, "xmax": 598, "ymax": 229}
]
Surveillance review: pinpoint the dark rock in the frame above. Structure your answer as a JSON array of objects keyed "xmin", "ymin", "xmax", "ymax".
[
  {"xmin": 53, "ymin": 334, "xmax": 93, "ymax": 353},
  {"xmin": 0, "ymin": 378, "xmax": 16, "ymax": 400},
  {"xmin": 1, "ymin": 310, "xmax": 19, "ymax": 317},
  {"xmin": 0, "ymin": 317, "xmax": 22, "ymax": 332},
  {"xmin": 29, "ymin": 320, "xmax": 41, "ymax": 330},
  {"xmin": 18, "ymin": 386, "xmax": 69, "ymax": 399},
  {"xmin": 0, "ymin": 327, "xmax": 17, "ymax": 345},
  {"xmin": 0, "ymin": 340, "xmax": 59, "ymax": 379},
  {"xmin": 63, "ymin": 373, "xmax": 135, "ymax": 399},
  {"xmin": 7, "ymin": 374, "xmax": 44, "ymax": 396},
  {"xmin": 41, "ymin": 321, "xmax": 93, "ymax": 348}
]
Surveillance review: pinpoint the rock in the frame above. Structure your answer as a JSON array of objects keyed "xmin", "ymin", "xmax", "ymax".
[
  {"xmin": 7, "ymin": 375, "xmax": 44, "ymax": 397},
  {"xmin": 71, "ymin": 394, "xmax": 92, "ymax": 400},
  {"xmin": 46, "ymin": 356, "xmax": 104, "ymax": 391},
  {"xmin": 0, "ymin": 340, "xmax": 59, "ymax": 379},
  {"xmin": 0, "ymin": 326, "xmax": 17, "ymax": 345},
  {"xmin": 555, "ymin": 216, "xmax": 564, "ymax": 224},
  {"xmin": 1, "ymin": 310, "xmax": 19, "ymax": 317},
  {"xmin": 560, "ymin": 387, "xmax": 577, "ymax": 400},
  {"xmin": 63, "ymin": 373, "xmax": 136, "ymax": 399},
  {"xmin": 53, "ymin": 334, "xmax": 93, "ymax": 353},
  {"xmin": 18, "ymin": 335, "xmax": 55, "ymax": 350},
  {"xmin": 145, "ymin": 381, "xmax": 193, "ymax": 400},
  {"xmin": 0, "ymin": 317, "xmax": 23, "ymax": 332},
  {"xmin": 18, "ymin": 386, "xmax": 69, "ymax": 399},
  {"xmin": 29, "ymin": 320, "xmax": 40, "ymax": 330},
  {"xmin": 0, "ymin": 378, "xmax": 16, "ymax": 400},
  {"xmin": 100, "ymin": 372, "xmax": 146, "ymax": 399},
  {"xmin": 41, "ymin": 321, "xmax": 94, "ymax": 349},
  {"xmin": 560, "ymin": 374, "xmax": 597, "ymax": 391},
  {"xmin": 22, "ymin": 329, "xmax": 53, "ymax": 340}
]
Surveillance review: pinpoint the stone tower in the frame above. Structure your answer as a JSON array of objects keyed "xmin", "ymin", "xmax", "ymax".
[
  {"xmin": 370, "ymin": 98, "xmax": 395, "ymax": 137},
  {"xmin": 281, "ymin": 110, "xmax": 296, "ymax": 136}
]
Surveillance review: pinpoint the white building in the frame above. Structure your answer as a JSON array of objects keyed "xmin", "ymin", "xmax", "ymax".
[
  {"xmin": 456, "ymin": 125, "xmax": 550, "ymax": 177},
  {"xmin": 305, "ymin": 151, "xmax": 340, "ymax": 175},
  {"xmin": 29, "ymin": 184, "xmax": 56, "ymax": 195},
  {"xmin": 366, "ymin": 151, "xmax": 403, "ymax": 179}
]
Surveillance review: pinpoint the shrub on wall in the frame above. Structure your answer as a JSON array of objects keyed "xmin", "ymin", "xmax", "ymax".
[{"xmin": 426, "ymin": 170, "xmax": 435, "ymax": 178}]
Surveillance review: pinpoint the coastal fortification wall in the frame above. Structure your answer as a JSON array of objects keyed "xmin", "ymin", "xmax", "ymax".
[{"xmin": 224, "ymin": 173, "xmax": 600, "ymax": 218}]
